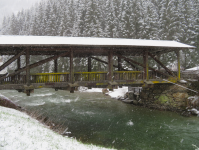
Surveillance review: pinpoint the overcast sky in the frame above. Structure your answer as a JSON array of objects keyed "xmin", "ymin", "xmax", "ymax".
[{"xmin": 0, "ymin": 0, "xmax": 44, "ymax": 27}]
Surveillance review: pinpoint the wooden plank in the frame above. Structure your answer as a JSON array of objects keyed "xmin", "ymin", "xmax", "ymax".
[{"xmin": 0, "ymin": 50, "xmax": 25, "ymax": 71}]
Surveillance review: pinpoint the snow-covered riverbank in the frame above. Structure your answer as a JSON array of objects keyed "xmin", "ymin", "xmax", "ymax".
[{"xmin": 0, "ymin": 106, "xmax": 114, "ymax": 150}]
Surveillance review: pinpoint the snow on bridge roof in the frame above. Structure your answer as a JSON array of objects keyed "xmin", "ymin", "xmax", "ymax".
[{"xmin": 0, "ymin": 35, "xmax": 195, "ymax": 49}]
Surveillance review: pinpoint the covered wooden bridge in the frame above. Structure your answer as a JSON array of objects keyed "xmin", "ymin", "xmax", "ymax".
[{"xmin": 0, "ymin": 36, "xmax": 195, "ymax": 96}]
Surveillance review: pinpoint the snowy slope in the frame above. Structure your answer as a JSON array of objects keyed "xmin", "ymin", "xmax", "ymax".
[{"xmin": 0, "ymin": 106, "xmax": 114, "ymax": 150}]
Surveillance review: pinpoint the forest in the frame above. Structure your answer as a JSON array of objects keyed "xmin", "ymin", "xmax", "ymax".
[{"xmin": 0, "ymin": 0, "xmax": 199, "ymax": 73}]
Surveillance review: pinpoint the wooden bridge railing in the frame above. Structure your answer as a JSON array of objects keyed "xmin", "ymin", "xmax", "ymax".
[
  {"xmin": 181, "ymin": 73, "xmax": 198, "ymax": 80},
  {"xmin": 32, "ymin": 73, "xmax": 70, "ymax": 83},
  {"xmin": 0, "ymin": 71, "xmax": 172, "ymax": 84}
]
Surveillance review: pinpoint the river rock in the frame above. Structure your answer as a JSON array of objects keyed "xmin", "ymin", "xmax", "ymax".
[
  {"xmin": 102, "ymin": 88, "xmax": 109, "ymax": 94},
  {"xmin": 128, "ymin": 92, "xmax": 134, "ymax": 100},
  {"xmin": 181, "ymin": 111, "xmax": 191, "ymax": 117},
  {"xmin": 122, "ymin": 100, "xmax": 134, "ymax": 104},
  {"xmin": 173, "ymin": 93, "xmax": 188, "ymax": 101},
  {"xmin": 158, "ymin": 94, "xmax": 170, "ymax": 104},
  {"xmin": 152, "ymin": 89, "xmax": 162, "ymax": 94},
  {"xmin": 188, "ymin": 108, "xmax": 199, "ymax": 115}
]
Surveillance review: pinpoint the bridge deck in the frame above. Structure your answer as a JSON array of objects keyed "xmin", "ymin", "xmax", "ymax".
[{"xmin": 0, "ymin": 71, "xmax": 177, "ymax": 91}]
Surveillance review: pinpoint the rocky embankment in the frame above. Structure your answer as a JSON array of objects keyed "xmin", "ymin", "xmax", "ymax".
[
  {"xmin": 0, "ymin": 95, "xmax": 22, "ymax": 110},
  {"xmin": 124, "ymin": 82, "xmax": 199, "ymax": 116}
]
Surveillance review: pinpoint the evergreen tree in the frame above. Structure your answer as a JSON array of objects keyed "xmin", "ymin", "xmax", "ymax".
[
  {"xmin": 83, "ymin": 0, "xmax": 103, "ymax": 37},
  {"xmin": 104, "ymin": 0, "xmax": 121, "ymax": 38}
]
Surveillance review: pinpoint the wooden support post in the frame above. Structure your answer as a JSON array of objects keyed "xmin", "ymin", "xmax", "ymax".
[
  {"xmin": 157, "ymin": 55, "xmax": 161, "ymax": 71},
  {"xmin": 54, "ymin": 57, "xmax": 58, "ymax": 91},
  {"xmin": 26, "ymin": 49, "xmax": 31, "ymax": 96},
  {"xmin": 118, "ymin": 57, "xmax": 122, "ymax": 71},
  {"xmin": 54, "ymin": 58, "xmax": 58, "ymax": 73},
  {"xmin": 70, "ymin": 49, "xmax": 74, "ymax": 87},
  {"xmin": 70, "ymin": 50, "xmax": 74, "ymax": 83},
  {"xmin": 17, "ymin": 57, "xmax": 21, "ymax": 71},
  {"xmin": 176, "ymin": 50, "xmax": 181, "ymax": 80},
  {"xmin": 143, "ymin": 51, "xmax": 149, "ymax": 80},
  {"xmin": 88, "ymin": 56, "xmax": 91, "ymax": 72},
  {"xmin": 108, "ymin": 50, "xmax": 114, "ymax": 91},
  {"xmin": 17, "ymin": 56, "xmax": 21, "ymax": 82},
  {"xmin": 108, "ymin": 50, "xmax": 113, "ymax": 81},
  {"xmin": 26, "ymin": 49, "xmax": 30, "ymax": 86}
]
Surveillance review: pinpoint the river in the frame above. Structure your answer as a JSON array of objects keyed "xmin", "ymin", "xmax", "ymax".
[{"xmin": 0, "ymin": 88, "xmax": 199, "ymax": 150}]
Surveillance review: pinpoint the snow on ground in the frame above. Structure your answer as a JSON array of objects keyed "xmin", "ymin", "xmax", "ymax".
[
  {"xmin": 0, "ymin": 106, "xmax": 114, "ymax": 150},
  {"xmin": 188, "ymin": 108, "xmax": 199, "ymax": 116},
  {"xmin": 108, "ymin": 87, "xmax": 128, "ymax": 99},
  {"xmin": 79, "ymin": 87, "xmax": 103, "ymax": 93},
  {"xmin": 80, "ymin": 86, "xmax": 128, "ymax": 99},
  {"xmin": 185, "ymin": 66, "xmax": 199, "ymax": 71}
]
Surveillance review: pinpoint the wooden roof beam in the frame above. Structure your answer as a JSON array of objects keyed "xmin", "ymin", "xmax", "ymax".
[{"xmin": 0, "ymin": 49, "xmax": 25, "ymax": 71}]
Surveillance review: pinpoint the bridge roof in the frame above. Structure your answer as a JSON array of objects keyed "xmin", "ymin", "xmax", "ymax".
[{"xmin": 0, "ymin": 35, "xmax": 195, "ymax": 56}]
